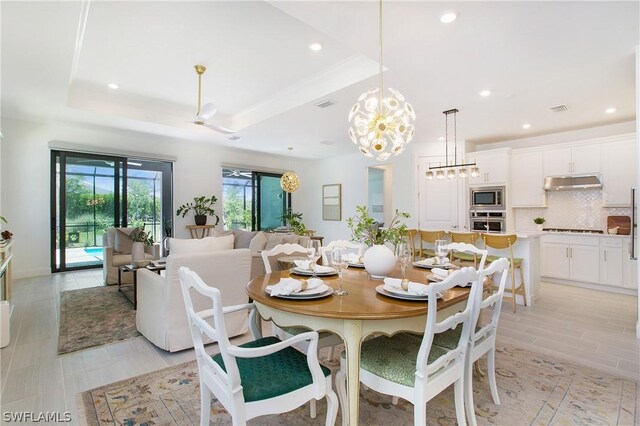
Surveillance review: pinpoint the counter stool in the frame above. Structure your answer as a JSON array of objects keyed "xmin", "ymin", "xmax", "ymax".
[
  {"xmin": 482, "ymin": 234, "xmax": 526, "ymax": 313},
  {"xmin": 449, "ymin": 232, "xmax": 481, "ymax": 267},
  {"xmin": 418, "ymin": 230, "xmax": 446, "ymax": 258}
]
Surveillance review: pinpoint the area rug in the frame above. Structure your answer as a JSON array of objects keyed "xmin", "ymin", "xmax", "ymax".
[
  {"xmin": 78, "ymin": 344, "xmax": 638, "ymax": 425},
  {"xmin": 58, "ymin": 286, "xmax": 140, "ymax": 355}
]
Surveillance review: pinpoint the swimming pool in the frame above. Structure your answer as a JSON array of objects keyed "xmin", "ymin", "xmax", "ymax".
[{"xmin": 84, "ymin": 247, "xmax": 104, "ymax": 259}]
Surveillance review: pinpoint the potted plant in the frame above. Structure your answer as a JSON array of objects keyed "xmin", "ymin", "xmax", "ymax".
[
  {"xmin": 130, "ymin": 225, "xmax": 154, "ymax": 266},
  {"xmin": 346, "ymin": 205, "xmax": 410, "ymax": 278},
  {"xmin": 533, "ymin": 217, "xmax": 545, "ymax": 232},
  {"xmin": 176, "ymin": 196, "xmax": 220, "ymax": 226},
  {"xmin": 279, "ymin": 208, "xmax": 307, "ymax": 235}
]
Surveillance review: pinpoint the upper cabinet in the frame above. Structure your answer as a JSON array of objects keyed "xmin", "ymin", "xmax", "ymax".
[
  {"xmin": 511, "ymin": 150, "xmax": 546, "ymax": 207},
  {"xmin": 466, "ymin": 150, "xmax": 509, "ymax": 186},
  {"xmin": 542, "ymin": 143, "xmax": 600, "ymax": 176},
  {"xmin": 601, "ymin": 137, "xmax": 637, "ymax": 206}
]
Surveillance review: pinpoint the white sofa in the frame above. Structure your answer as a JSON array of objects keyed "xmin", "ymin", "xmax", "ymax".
[
  {"xmin": 102, "ymin": 227, "xmax": 160, "ymax": 285},
  {"xmin": 136, "ymin": 248, "xmax": 251, "ymax": 352}
]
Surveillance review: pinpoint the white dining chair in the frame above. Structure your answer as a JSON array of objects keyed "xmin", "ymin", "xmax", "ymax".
[
  {"xmin": 447, "ymin": 242, "xmax": 488, "ymax": 271},
  {"xmin": 178, "ymin": 267, "xmax": 338, "ymax": 426},
  {"xmin": 320, "ymin": 240, "xmax": 363, "ymax": 265},
  {"xmin": 432, "ymin": 257, "xmax": 510, "ymax": 426},
  {"xmin": 335, "ymin": 267, "xmax": 481, "ymax": 426}
]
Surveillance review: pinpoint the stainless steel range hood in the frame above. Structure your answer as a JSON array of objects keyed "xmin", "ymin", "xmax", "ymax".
[{"xmin": 544, "ymin": 174, "xmax": 603, "ymax": 191}]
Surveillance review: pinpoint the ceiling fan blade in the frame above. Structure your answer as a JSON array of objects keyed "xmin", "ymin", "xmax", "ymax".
[
  {"xmin": 203, "ymin": 123, "xmax": 236, "ymax": 134},
  {"xmin": 196, "ymin": 103, "xmax": 218, "ymax": 121}
]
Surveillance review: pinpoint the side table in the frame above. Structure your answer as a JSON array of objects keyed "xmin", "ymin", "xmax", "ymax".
[
  {"xmin": 118, "ymin": 263, "xmax": 166, "ymax": 309},
  {"xmin": 186, "ymin": 225, "xmax": 214, "ymax": 239}
]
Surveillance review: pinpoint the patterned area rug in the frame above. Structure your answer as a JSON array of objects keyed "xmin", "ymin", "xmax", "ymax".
[
  {"xmin": 79, "ymin": 344, "xmax": 637, "ymax": 425},
  {"xmin": 58, "ymin": 286, "xmax": 140, "ymax": 355}
]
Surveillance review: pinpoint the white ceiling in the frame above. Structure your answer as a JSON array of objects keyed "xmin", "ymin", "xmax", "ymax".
[{"xmin": 2, "ymin": 1, "xmax": 638, "ymax": 159}]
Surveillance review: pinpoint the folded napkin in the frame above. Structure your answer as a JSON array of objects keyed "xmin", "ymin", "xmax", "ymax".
[
  {"xmin": 267, "ymin": 277, "xmax": 323, "ymax": 297},
  {"xmin": 416, "ymin": 257, "xmax": 450, "ymax": 266},
  {"xmin": 293, "ymin": 261, "xmax": 335, "ymax": 274},
  {"xmin": 383, "ymin": 277, "xmax": 430, "ymax": 296},
  {"xmin": 346, "ymin": 253, "xmax": 362, "ymax": 263},
  {"xmin": 294, "ymin": 259, "xmax": 312, "ymax": 269},
  {"xmin": 431, "ymin": 268, "xmax": 449, "ymax": 279}
]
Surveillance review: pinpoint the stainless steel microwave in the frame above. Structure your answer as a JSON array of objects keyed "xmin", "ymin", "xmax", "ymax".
[{"xmin": 470, "ymin": 186, "xmax": 505, "ymax": 210}]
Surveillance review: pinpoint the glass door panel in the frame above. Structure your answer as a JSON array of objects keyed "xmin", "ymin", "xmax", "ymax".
[{"xmin": 255, "ymin": 173, "xmax": 289, "ymax": 231}]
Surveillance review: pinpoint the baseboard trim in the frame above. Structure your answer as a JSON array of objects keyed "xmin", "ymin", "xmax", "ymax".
[
  {"xmin": 542, "ymin": 277, "xmax": 637, "ymax": 296},
  {"xmin": 13, "ymin": 268, "xmax": 51, "ymax": 279}
]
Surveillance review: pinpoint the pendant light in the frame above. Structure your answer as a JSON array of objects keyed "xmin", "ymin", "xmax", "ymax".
[
  {"xmin": 348, "ymin": 0, "xmax": 415, "ymax": 161},
  {"xmin": 280, "ymin": 147, "xmax": 301, "ymax": 193},
  {"xmin": 426, "ymin": 109, "xmax": 478, "ymax": 180}
]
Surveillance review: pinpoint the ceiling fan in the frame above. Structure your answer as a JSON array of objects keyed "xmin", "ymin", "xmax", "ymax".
[
  {"xmin": 222, "ymin": 168, "xmax": 252, "ymax": 178},
  {"xmin": 192, "ymin": 64, "xmax": 236, "ymax": 134}
]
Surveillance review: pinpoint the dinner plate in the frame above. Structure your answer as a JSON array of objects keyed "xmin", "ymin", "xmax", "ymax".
[
  {"xmin": 412, "ymin": 261, "xmax": 454, "ymax": 270},
  {"xmin": 427, "ymin": 273, "xmax": 446, "ymax": 282},
  {"xmin": 347, "ymin": 262, "xmax": 365, "ymax": 268},
  {"xmin": 290, "ymin": 266, "xmax": 338, "ymax": 277},
  {"xmin": 375, "ymin": 285, "xmax": 442, "ymax": 301},
  {"xmin": 270, "ymin": 286, "xmax": 334, "ymax": 300},
  {"xmin": 266, "ymin": 283, "xmax": 329, "ymax": 296}
]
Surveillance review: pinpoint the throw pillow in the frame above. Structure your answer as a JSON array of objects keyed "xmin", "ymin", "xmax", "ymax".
[
  {"xmin": 206, "ymin": 234, "xmax": 235, "ymax": 251},
  {"xmin": 170, "ymin": 234, "xmax": 235, "ymax": 255},
  {"xmin": 249, "ymin": 231, "xmax": 268, "ymax": 253},
  {"xmin": 232, "ymin": 229, "xmax": 258, "ymax": 249},
  {"xmin": 264, "ymin": 233, "xmax": 300, "ymax": 250},
  {"xmin": 213, "ymin": 230, "xmax": 234, "ymax": 237},
  {"xmin": 114, "ymin": 227, "xmax": 138, "ymax": 254}
]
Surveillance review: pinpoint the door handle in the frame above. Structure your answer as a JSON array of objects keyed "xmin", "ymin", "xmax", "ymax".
[
  {"xmin": 604, "ymin": 250, "xmax": 607, "ymax": 261},
  {"xmin": 566, "ymin": 247, "xmax": 569, "ymax": 258}
]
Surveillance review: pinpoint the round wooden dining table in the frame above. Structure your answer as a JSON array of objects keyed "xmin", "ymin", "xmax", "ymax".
[{"xmin": 246, "ymin": 265, "xmax": 471, "ymax": 426}]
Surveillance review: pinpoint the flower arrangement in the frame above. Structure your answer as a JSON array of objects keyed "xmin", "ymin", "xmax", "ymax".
[
  {"xmin": 533, "ymin": 217, "xmax": 546, "ymax": 225},
  {"xmin": 346, "ymin": 205, "xmax": 409, "ymax": 246}
]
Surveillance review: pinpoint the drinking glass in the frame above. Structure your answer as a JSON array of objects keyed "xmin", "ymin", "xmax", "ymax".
[
  {"xmin": 307, "ymin": 240, "xmax": 321, "ymax": 278},
  {"xmin": 395, "ymin": 242, "xmax": 412, "ymax": 279},
  {"xmin": 331, "ymin": 247, "xmax": 349, "ymax": 295},
  {"xmin": 435, "ymin": 239, "xmax": 449, "ymax": 265}
]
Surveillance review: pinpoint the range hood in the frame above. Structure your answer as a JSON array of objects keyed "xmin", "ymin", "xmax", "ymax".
[{"xmin": 544, "ymin": 174, "xmax": 603, "ymax": 191}]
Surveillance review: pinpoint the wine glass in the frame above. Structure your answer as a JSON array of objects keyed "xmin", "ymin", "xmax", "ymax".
[
  {"xmin": 307, "ymin": 240, "xmax": 321, "ymax": 278},
  {"xmin": 331, "ymin": 247, "xmax": 349, "ymax": 295},
  {"xmin": 434, "ymin": 239, "xmax": 449, "ymax": 265},
  {"xmin": 395, "ymin": 242, "xmax": 412, "ymax": 279}
]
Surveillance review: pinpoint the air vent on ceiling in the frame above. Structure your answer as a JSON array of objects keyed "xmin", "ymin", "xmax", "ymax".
[
  {"xmin": 228, "ymin": 135, "xmax": 242, "ymax": 141},
  {"xmin": 549, "ymin": 104, "xmax": 569, "ymax": 113},
  {"xmin": 314, "ymin": 99, "xmax": 335, "ymax": 108}
]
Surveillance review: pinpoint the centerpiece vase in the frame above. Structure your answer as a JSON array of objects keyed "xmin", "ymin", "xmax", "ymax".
[
  {"xmin": 131, "ymin": 242, "xmax": 145, "ymax": 263},
  {"xmin": 363, "ymin": 244, "xmax": 396, "ymax": 279}
]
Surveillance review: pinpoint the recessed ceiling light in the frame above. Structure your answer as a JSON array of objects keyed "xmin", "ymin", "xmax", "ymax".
[
  {"xmin": 605, "ymin": 107, "xmax": 617, "ymax": 114},
  {"xmin": 438, "ymin": 136, "xmax": 445, "ymax": 141},
  {"xmin": 479, "ymin": 90, "xmax": 491, "ymax": 97},
  {"xmin": 308, "ymin": 42, "xmax": 323, "ymax": 51},
  {"xmin": 522, "ymin": 123, "xmax": 531, "ymax": 129},
  {"xmin": 107, "ymin": 83, "xmax": 119, "ymax": 90},
  {"xmin": 440, "ymin": 11, "xmax": 457, "ymax": 24}
]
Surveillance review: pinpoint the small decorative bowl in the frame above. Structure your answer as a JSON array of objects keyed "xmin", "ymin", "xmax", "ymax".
[
  {"xmin": 608, "ymin": 227, "xmax": 619, "ymax": 235},
  {"xmin": 133, "ymin": 259, "xmax": 151, "ymax": 268}
]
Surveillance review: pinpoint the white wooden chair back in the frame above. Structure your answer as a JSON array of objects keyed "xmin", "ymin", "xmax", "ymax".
[
  {"xmin": 447, "ymin": 242, "xmax": 488, "ymax": 271},
  {"xmin": 260, "ymin": 243, "xmax": 307, "ymax": 274},
  {"xmin": 418, "ymin": 267, "xmax": 481, "ymax": 377},
  {"xmin": 472, "ymin": 257, "xmax": 510, "ymax": 345},
  {"xmin": 321, "ymin": 240, "xmax": 363, "ymax": 265}
]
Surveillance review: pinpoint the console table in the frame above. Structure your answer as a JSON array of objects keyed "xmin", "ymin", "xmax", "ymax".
[
  {"xmin": 0, "ymin": 239, "xmax": 14, "ymax": 309},
  {"xmin": 186, "ymin": 225, "xmax": 214, "ymax": 239}
]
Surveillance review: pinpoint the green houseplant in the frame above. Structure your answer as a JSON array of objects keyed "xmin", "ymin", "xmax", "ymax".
[
  {"xmin": 346, "ymin": 205, "xmax": 410, "ymax": 278},
  {"xmin": 176, "ymin": 196, "xmax": 220, "ymax": 226},
  {"xmin": 533, "ymin": 217, "xmax": 545, "ymax": 231},
  {"xmin": 279, "ymin": 208, "xmax": 307, "ymax": 235}
]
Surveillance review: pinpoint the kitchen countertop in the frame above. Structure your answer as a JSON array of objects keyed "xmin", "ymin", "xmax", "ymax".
[{"xmin": 515, "ymin": 230, "xmax": 632, "ymax": 238}]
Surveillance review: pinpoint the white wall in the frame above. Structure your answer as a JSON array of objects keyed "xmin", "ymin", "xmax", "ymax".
[{"xmin": 1, "ymin": 117, "xmax": 309, "ymax": 278}]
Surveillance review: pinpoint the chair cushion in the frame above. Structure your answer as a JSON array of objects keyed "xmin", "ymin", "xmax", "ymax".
[
  {"xmin": 422, "ymin": 249, "xmax": 436, "ymax": 257},
  {"xmin": 341, "ymin": 333, "xmax": 447, "ymax": 387},
  {"xmin": 452, "ymin": 252, "xmax": 479, "ymax": 262},
  {"xmin": 432, "ymin": 324, "xmax": 482, "ymax": 350},
  {"xmin": 211, "ymin": 336, "xmax": 331, "ymax": 402},
  {"xmin": 281, "ymin": 326, "xmax": 336, "ymax": 341},
  {"xmin": 249, "ymin": 231, "xmax": 268, "ymax": 253},
  {"xmin": 487, "ymin": 255, "xmax": 522, "ymax": 266},
  {"xmin": 112, "ymin": 254, "xmax": 132, "ymax": 267}
]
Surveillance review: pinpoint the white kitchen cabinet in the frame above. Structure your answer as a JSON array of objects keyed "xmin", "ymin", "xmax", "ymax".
[
  {"xmin": 570, "ymin": 243, "xmax": 600, "ymax": 284},
  {"xmin": 601, "ymin": 138, "xmax": 637, "ymax": 206},
  {"xmin": 466, "ymin": 150, "xmax": 509, "ymax": 186},
  {"xmin": 511, "ymin": 150, "xmax": 546, "ymax": 207},
  {"xmin": 541, "ymin": 235, "xmax": 600, "ymax": 283},
  {"xmin": 418, "ymin": 158, "xmax": 461, "ymax": 230},
  {"xmin": 622, "ymin": 238, "xmax": 638, "ymax": 289},
  {"xmin": 542, "ymin": 242, "xmax": 570, "ymax": 279},
  {"xmin": 542, "ymin": 144, "xmax": 600, "ymax": 176},
  {"xmin": 600, "ymin": 239, "xmax": 623, "ymax": 286}
]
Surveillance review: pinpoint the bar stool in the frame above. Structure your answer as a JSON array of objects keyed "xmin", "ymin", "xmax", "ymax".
[
  {"xmin": 418, "ymin": 230, "xmax": 446, "ymax": 258},
  {"xmin": 482, "ymin": 234, "xmax": 526, "ymax": 313},
  {"xmin": 406, "ymin": 229, "xmax": 420, "ymax": 261},
  {"xmin": 449, "ymin": 231, "xmax": 481, "ymax": 267}
]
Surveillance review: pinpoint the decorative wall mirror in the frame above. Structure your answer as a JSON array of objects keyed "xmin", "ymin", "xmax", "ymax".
[{"xmin": 322, "ymin": 184, "xmax": 342, "ymax": 221}]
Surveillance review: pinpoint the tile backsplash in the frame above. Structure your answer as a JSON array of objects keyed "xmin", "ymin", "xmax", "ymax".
[{"xmin": 514, "ymin": 189, "xmax": 631, "ymax": 231}]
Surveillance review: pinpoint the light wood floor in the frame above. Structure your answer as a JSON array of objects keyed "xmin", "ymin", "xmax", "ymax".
[{"xmin": 1, "ymin": 269, "xmax": 638, "ymax": 424}]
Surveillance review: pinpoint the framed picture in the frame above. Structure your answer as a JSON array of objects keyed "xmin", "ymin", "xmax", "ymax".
[{"xmin": 322, "ymin": 184, "xmax": 342, "ymax": 221}]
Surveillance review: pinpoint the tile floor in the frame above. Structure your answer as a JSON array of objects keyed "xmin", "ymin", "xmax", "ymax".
[{"xmin": 0, "ymin": 269, "xmax": 638, "ymax": 425}]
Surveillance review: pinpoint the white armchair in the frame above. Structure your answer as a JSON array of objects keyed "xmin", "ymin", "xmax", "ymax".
[
  {"xmin": 102, "ymin": 227, "xmax": 160, "ymax": 285},
  {"xmin": 136, "ymin": 248, "xmax": 251, "ymax": 352}
]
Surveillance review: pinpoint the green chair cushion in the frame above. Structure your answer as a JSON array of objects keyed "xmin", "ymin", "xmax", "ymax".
[
  {"xmin": 341, "ymin": 333, "xmax": 447, "ymax": 387},
  {"xmin": 211, "ymin": 336, "xmax": 330, "ymax": 402},
  {"xmin": 487, "ymin": 255, "xmax": 522, "ymax": 266},
  {"xmin": 422, "ymin": 249, "xmax": 436, "ymax": 257},
  {"xmin": 282, "ymin": 326, "xmax": 335, "ymax": 340},
  {"xmin": 452, "ymin": 252, "xmax": 479, "ymax": 262},
  {"xmin": 432, "ymin": 324, "xmax": 482, "ymax": 350}
]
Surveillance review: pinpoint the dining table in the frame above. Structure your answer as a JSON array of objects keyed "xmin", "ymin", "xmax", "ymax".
[{"xmin": 245, "ymin": 264, "xmax": 471, "ymax": 425}]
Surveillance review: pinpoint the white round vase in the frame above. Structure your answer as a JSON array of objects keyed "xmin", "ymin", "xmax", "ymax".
[
  {"xmin": 363, "ymin": 244, "xmax": 396, "ymax": 279},
  {"xmin": 131, "ymin": 242, "xmax": 145, "ymax": 262}
]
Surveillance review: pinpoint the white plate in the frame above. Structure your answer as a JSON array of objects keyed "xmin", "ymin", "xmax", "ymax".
[
  {"xmin": 290, "ymin": 266, "xmax": 338, "ymax": 276},
  {"xmin": 266, "ymin": 283, "xmax": 329, "ymax": 297},
  {"xmin": 427, "ymin": 273, "xmax": 446, "ymax": 282},
  {"xmin": 375, "ymin": 285, "xmax": 441, "ymax": 301},
  {"xmin": 270, "ymin": 286, "xmax": 334, "ymax": 300},
  {"xmin": 347, "ymin": 262, "xmax": 365, "ymax": 268},
  {"xmin": 412, "ymin": 261, "xmax": 454, "ymax": 270}
]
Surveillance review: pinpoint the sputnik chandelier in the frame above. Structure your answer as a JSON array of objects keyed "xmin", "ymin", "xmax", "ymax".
[
  {"xmin": 280, "ymin": 147, "xmax": 301, "ymax": 193},
  {"xmin": 348, "ymin": 0, "xmax": 415, "ymax": 161},
  {"xmin": 426, "ymin": 108, "xmax": 479, "ymax": 181}
]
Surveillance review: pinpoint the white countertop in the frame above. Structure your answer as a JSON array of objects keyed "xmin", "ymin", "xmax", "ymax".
[{"xmin": 515, "ymin": 230, "xmax": 632, "ymax": 238}]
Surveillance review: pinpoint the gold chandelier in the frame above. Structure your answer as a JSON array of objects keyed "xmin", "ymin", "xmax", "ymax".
[
  {"xmin": 280, "ymin": 147, "xmax": 301, "ymax": 193},
  {"xmin": 348, "ymin": 0, "xmax": 415, "ymax": 161},
  {"xmin": 426, "ymin": 108, "xmax": 479, "ymax": 181}
]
